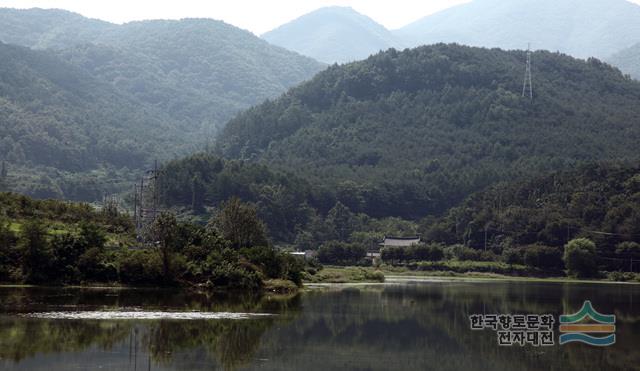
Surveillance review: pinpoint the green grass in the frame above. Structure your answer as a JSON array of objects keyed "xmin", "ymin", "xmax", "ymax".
[
  {"xmin": 387, "ymin": 260, "xmax": 538, "ymax": 276},
  {"xmin": 302, "ymin": 262, "xmax": 640, "ymax": 286},
  {"xmin": 6, "ymin": 220, "xmax": 135, "ymax": 248},
  {"xmin": 9, "ymin": 222, "xmax": 21, "ymax": 233},
  {"xmin": 303, "ymin": 266, "xmax": 385, "ymax": 284}
]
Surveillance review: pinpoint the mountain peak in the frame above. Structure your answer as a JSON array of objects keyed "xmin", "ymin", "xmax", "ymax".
[
  {"xmin": 396, "ymin": 0, "xmax": 640, "ymax": 59},
  {"xmin": 262, "ymin": 6, "xmax": 401, "ymax": 64}
]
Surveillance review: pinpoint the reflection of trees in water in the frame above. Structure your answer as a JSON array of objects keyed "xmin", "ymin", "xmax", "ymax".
[
  {"xmin": 1, "ymin": 285, "xmax": 638, "ymax": 370},
  {"xmin": 249, "ymin": 284, "xmax": 640, "ymax": 371},
  {"xmin": 144, "ymin": 319, "xmax": 275, "ymax": 370},
  {"xmin": 0, "ymin": 319, "xmax": 133, "ymax": 362},
  {"xmin": 0, "ymin": 287, "xmax": 302, "ymax": 370}
]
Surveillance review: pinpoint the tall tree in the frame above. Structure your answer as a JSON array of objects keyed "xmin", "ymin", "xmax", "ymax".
[
  {"xmin": 0, "ymin": 161, "xmax": 7, "ymax": 192},
  {"xmin": 149, "ymin": 212, "xmax": 179, "ymax": 283},
  {"xmin": 19, "ymin": 220, "xmax": 50, "ymax": 283},
  {"xmin": 212, "ymin": 197, "xmax": 269, "ymax": 249}
]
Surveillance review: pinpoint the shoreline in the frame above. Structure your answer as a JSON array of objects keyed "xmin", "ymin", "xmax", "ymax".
[
  {"xmin": 302, "ymin": 266, "xmax": 640, "ymax": 286},
  {"xmin": 3, "ymin": 271, "xmax": 639, "ymax": 291}
]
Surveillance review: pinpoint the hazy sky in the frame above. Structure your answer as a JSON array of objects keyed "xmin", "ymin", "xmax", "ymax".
[{"xmin": 0, "ymin": 0, "xmax": 475, "ymax": 34}]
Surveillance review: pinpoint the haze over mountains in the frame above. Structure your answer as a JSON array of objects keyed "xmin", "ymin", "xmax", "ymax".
[
  {"xmin": 262, "ymin": 0, "xmax": 640, "ymax": 77},
  {"xmin": 0, "ymin": 8, "xmax": 324, "ymax": 199},
  {"xmin": 609, "ymin": 43, "xmax": 640, "ymax": 79},
  {"xmin": 262, "ymin": 6, "xmax": 402, "ymax": 64}
]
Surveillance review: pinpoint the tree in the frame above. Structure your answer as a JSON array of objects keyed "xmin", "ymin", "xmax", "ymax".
[
  {"xmin": 212, "ymin": 197, "xmax": 269, "ymax": 249},
  {"xmin": 0, "ymin": 161, "xmax": 7, "ymax": 191},
  {"xmin": 326, "ymin": 201, "xmax": 356, "ymax": 241},
  {"xmin": 191, "ymin": 174, "xmax": 206, "ymax": 212},
  {"xmin": 564, "ymin": 238, "xmax": 598, "ymax": 278},
  {"xmin": 318, "ymin": 241, "xmax": 366, "ymax": 265},
  {"xmin": 79, "ymin": 222, "xmax": 106, "ymax": 249},
  {"xmin": 0, "ymin": 218, "xmax": 17, "ymax": 280},
  {"xmin": 523, "ymin": 245, "xmax": 563, "ymax": 271},
  {"xmin": 19, "ymin": 220, "xmax": 51, "ymax": 283},
  {"xmin": 149, "ymin": 212, "xmax": 179, "ymax": 283}
]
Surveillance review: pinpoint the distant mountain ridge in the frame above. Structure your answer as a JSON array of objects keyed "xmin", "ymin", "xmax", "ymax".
[
  {"xmin": 262, "ymin": 0, "xmax": 640, "ymax": 68},
  {"xmin": 0, "ymin": 8, "xmax": 325, "ymax": 200},
  {"xmin": 396, "ymin": 0, "xmax": 640, "ymax": 59},
  {"xmin": 262, "ymin": 6, "xmax": 403, "ymax": 64},
  {"xmin": 0, "ymin": 41, "xmax": 179, "ymax": 199},
  {"xmin": 609, "ymin": 43, "xmax": 640, "ymax": 79}
]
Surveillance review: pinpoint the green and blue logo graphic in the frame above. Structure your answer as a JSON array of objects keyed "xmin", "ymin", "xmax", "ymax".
[{"xmin": 559, "ymin": 301, "xmax": 615, "ymax": 346}]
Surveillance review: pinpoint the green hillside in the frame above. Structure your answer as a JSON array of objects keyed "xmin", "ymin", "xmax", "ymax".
[
  {"xmin": 421, "ymin": 163, "xmax": 640, "ymax": 271},
  {"xmin": 0, "ymin": 42, "xmax": 185, "ymax": 200},
  {"xmin": 0, "ymin": 9, "xmax": 324, "ymax": 129},
  {"xmin": 159, "ymin": 153, "xmax": 419, "ymax": 246},
  {"xmin": 0, "ymin": 9, "xmax": 324, "ymax": 201},
  {"xmin": 0, "ymin": 8, "xmax": 113, "ymax": 49},
  {"xmin": 217, "ymin": 44, "xmax": 640, "ymax": 219}
]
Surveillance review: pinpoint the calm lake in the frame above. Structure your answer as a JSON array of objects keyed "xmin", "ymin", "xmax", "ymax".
[{"xmin": 0, "ymin": 280, "xmax": 638, "ymax": 371}]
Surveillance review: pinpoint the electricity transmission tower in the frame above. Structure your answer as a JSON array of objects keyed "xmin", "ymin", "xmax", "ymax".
[
  {"xmin": 133, "ymin": 160, "xmax": 161, "ymax": 240},
  {"xmin": 522, "ymin": 43, "xmax": 533, "ymax": 100}
]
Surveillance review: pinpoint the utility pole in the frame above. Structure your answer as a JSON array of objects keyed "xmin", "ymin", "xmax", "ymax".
[{"xmin": 522, "ymin": 43, "xmax": 533, "ymax": 100}]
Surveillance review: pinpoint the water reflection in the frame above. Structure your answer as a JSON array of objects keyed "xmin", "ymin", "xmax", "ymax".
[
  {"xmin": 0, "ymin": 282, "xmax": 638, "ymax": 371},
  {"xmin": 0, "ymin": 287, "xmax": 300, "ymax": 370}
]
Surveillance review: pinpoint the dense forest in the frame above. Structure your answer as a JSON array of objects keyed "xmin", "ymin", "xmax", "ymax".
[
  {"xmin": 158, "ymin": 155, "xmax": 640, "ymax": 278},
  {"xmin": 0, "ymin": 192, "xmax": 304, "ymax": 289},
  {"xmin": 0, "ymin": 8, "xmax": 323, "ymax": 201},
  {"xmin": 420, "ymin": 163, "xmax": 640, "ymax": 273},
  {"xmin": 159, "ymin": 153, "xmax": 417, "ymax": 247},
  {"xmin": 0, "ymin": 41, "xmax": 183, "ymax": 199},
  {"xmin": 218, "ymin": 44, "xmax": 640, "ymax": 219}
]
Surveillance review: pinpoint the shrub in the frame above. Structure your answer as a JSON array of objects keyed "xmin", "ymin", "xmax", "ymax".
[
  {"xmin": 444, "ymin": 244, "xmax": 482, "ymax": 261},
  {"xmin": 523, "ymin": 245, "xmax": 563, "ymax": 270},
  {"xmin": 564, "ymin": 238, "xmax": 598, "ymax": 278},
  {"xmin": 318, "ymin": 241, "xmax": 366, "ymax": 265},
  {"xmin": 118, "ymin": 250, "xmax": 163, "ymax": 285},
  {"xmin": 410, "ymin": 244, "xmax": 445, "ymax": 261},
  {"xmin": 78, "ymin": 247, "xmax": 118, "ymax": 283},
  {"xmin": 502, "ymin": 247, "xmax": 524, "ymax": 265}
]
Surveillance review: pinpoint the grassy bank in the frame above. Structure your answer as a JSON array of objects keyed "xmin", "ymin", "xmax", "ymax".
[
  {"xmin": 302, "ymin": 263, "xmax": 640, "ymax": 285},
  {"xmin": 302, "ymin": 266, "xmax": 385, "ymax": 284}
]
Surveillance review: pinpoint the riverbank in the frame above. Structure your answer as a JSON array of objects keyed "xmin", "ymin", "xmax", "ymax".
[{"xmin": 302, "ymin": 265, "xmax": 640, "ymax": 285}]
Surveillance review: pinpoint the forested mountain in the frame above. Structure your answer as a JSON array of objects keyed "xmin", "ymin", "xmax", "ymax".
[
  {"xmin": 0, "ymin": 8, "xmax": 324, "ymax": 200},
  {"xmin": 0, "ymin": 8, "xmax": 113, "ymax": 49},
  {"xmin": 159, "ymin": 153, "xmax": 419, "ymax": 246},
  {"xmin": 422, "ymin": 163, "xmax": 640, "ymax": 263},
  {"xmin": 609, "ymin": 43, "xmax": 640, "ymax": 80},
  {"xmin": 0, "ymin": 8, "xmax": 324, "ymax": 129},
  {"xmin": 217, "ymin": 44, "xmax": 640, "ymax": 220},
  {"xmin": 262, "ymin": 7, "xmax": 402, "ymax": 64},
  {"xmin": 396, "ymin": 0, "xmax": 640, "ymax": 60},
  {"xmin": 0, "ymin": 42, "xmax": 183, "ymax": 200}
]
